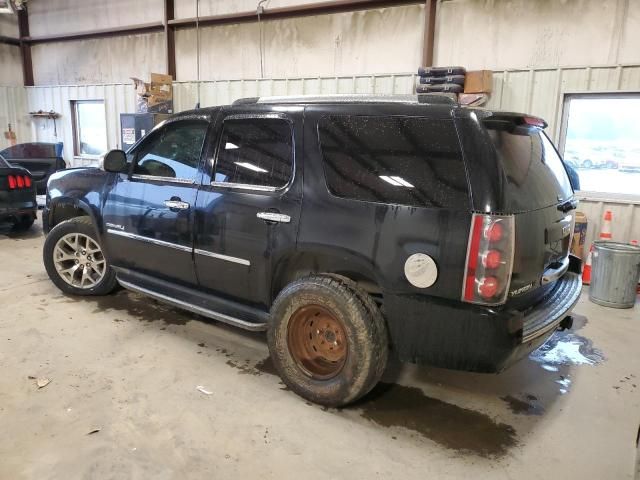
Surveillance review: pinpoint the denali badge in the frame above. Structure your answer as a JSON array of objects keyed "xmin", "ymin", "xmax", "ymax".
[{"xmin": 509, "ymin": 282, "xmax": 534, "ymax": 297}]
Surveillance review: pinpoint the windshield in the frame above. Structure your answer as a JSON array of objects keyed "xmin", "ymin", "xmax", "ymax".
[{"xmin": 486, "ymin": 126, "xmax": 573, "ymax": 211}]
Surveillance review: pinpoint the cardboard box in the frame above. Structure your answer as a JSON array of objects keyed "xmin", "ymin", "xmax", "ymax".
[
  {"xmin": 131, "ymin": 73, "xmax": 173, "ymax": 114},
  {"xmin": 464, "ymin": 70, "xmax": 493, "ymax": 94}
]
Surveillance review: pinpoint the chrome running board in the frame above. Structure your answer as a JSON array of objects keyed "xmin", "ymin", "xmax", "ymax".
[{"xmin": 118, "ymin": 279, "xmax": 268, "ymax": 332}]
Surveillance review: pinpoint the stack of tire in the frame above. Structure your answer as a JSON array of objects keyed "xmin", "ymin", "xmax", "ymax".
[{"xmin": 416, "ymin": 66, "xmax": 466, "ymax": 94}]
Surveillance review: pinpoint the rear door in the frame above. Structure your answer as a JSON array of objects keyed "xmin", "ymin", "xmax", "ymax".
[
  {"xmin": 193, "ymin": 108, "xmax": 303, "ymax": 310},
  {"xmin": 102, "ymin": 118, "xmax": 210, "ymax": 286},
  {"xmin": 459, "ymin": 115, "xmax": 576, "ymax": 298}
]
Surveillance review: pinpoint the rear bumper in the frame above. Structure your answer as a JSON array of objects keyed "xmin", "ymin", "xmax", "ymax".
[
  {"xmin": 0, "ymin": 198, "xmax": 37, "ymax": 223},
  {"xmin": 384, "ymin": 272, "xmax": 583, "ymax": 373}
]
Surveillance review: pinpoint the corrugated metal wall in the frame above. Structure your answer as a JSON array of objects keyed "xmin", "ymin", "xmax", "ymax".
[
  {"xmin": 24, "ymin": 84, "xmax": 137, "ymax": 166},
  {"xmin": 0, "ymin": 86, "xmax": 30, "ymax": 150},
  {"xmin": 1, "ymin": 62, "xmax": 638, "ymax": 245}
]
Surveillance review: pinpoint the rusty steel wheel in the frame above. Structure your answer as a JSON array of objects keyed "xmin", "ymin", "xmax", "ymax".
[{"xmin": 287, "ymin": 304, "xmax": 348, "ymax": 380}]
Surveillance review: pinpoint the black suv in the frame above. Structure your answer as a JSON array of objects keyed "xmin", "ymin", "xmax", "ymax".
[{"xmin": 42, "ymin": 95, "xmax": 582, "ymax": 406}]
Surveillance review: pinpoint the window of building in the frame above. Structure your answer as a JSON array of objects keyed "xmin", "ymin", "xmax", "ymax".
[
  {"xmin": 71, "ymin": 100, "xmax": 108, "ymax": 157},
  {"xmin": 132, "ymin": 121, "xmax": 208, "ymax": 180},
  {"xmin": 213, "ymin": 117, "xmax": 293, "ymax": 190},
  {"xmin": 560, "ymin": 94, "xmax": 640, "ymax": 197},
  {"xmin": 318, "ymin": 115, "xmax": 469, "ymax": 208}
]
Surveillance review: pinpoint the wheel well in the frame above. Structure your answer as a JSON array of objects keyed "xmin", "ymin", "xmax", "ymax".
[
  {"xmin": 272, "ymin": 253, "xmax": 384, "ymax": 304},
  {"xmin": 51, "ymin": 202, "xmax": 89, "ymax": 229}
]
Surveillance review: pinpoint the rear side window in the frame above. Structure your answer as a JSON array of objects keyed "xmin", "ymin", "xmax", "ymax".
[
  {"xmin": 0, "ymin": 155, "xmax": 9, "ymax": 168},
  {"xmin": 213, "ymin": 117, "xmax": 293, "ymax": 189},
  {"xmin": 318, "ymin": 115, "xmax": 469, "ymax": 208}
]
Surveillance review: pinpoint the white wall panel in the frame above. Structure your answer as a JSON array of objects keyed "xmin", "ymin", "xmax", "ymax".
[
  {"xmin": 0, "ymin": 85, "xmax": 30, "ymax": 151},
  {"xmin": 0, "ymin": 12, "xmax": 19, "ymax": 37},
  {"xmin": 577, "ymin": 198, "xmax": 640, "ymax": 249},
  {"xmin": 435, "ymin": 0, "xmax": 640, "ymax": 70},
  {"xmin": 25, "ymin": 83, "xmax": 136, "ymax": 166},
  {"xmin": 28, "ymin": 0, "xmax": 162, "ymax": 37},
  {"xmin": 175, "ymin": 5, "xmax": 424, "ymax": 80},
  {"xmin": 31, "ymin": 33, "xmax": 166, "ymax": 85},
  {"xmin": 0, "ymin": 44, "xmax": 23, "ymax": 86}
]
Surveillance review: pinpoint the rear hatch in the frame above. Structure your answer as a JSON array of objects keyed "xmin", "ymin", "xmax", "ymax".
[{"xmin": 458, "ymin": 112, "xmax": 576, "ymax": 300}]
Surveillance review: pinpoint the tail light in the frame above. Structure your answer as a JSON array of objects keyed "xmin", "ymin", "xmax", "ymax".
[
  {"xmin": 462, "ymin": 213, "xmax": 515, "ymax": 305},
  {"xmin": 6, "ymin": 175, "xmax": 32, "ymax": 190}
]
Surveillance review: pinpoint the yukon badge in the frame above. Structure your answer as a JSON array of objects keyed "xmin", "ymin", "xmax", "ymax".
[{"xmin": 509, "ymin": 282, "xmax": 534, "ymax": 297}]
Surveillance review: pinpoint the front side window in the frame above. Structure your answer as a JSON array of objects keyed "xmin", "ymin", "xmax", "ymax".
[
  {"xmin": 318, "ymin": 115, "xmax": 469, "ymax": 208},
  {"xmin": 213, "ymin": 117, "xmax": 293, "ymax": 189},
  {"xmin": 133, "ymin": 121, "xmax": 208, "ymax": 180},
  {"xmin": 72, "ymin": 100, "xmax": 108, "ymax": 157}
]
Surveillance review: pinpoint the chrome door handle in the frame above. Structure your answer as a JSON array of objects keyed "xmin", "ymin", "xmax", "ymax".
[
  {"xmin": 257, "ymin": 212, "xmax": 291, "ymax": 224},
  {"xmin": 164, "ymin": 200, "xmax": 190, "ymax": 210}
]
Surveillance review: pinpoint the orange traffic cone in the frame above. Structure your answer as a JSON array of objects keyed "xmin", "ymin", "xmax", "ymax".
[
  {"xmin": 599, "ymin": 210, "xmax": 613, "ymax": 240},
  {"xmin": 582, "ymin": 244, "xmax": 593, "ymax": 285}
]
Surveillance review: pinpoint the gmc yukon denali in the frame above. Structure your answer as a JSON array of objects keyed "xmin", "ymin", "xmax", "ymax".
[{"xmin": 42, "ymin": 95, "xmax": 582, "ymax": 406}]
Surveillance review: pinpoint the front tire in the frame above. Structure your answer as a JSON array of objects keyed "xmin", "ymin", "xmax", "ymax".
[
  {"xmin": 268, "ymin": 275, "xmax": 388, "ymax": 407},
  {"xmin": 43, "ymin": 217, "xmax": 118, "ymax": 296}
]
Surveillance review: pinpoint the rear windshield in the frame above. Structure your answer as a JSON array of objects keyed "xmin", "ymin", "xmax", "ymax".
[
  {"xmin": 486, "ymin": 126, "xmax": 573, "ymax": 210},
  {"xmin": 0, "ymin": 155, "xmax": 8, "ymax": 168},
  {"xmin": 318, "ymin": 115, "xmax": 469, "ymax": 209},
  {"xmin": 0, "ymin": 143, "xmax": 57, "ymax": 159}
]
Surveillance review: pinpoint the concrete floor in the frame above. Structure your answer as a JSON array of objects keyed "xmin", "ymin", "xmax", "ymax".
[{"xmin": 1, "ymin": 216, "xmax": 639, "ymax": 480}]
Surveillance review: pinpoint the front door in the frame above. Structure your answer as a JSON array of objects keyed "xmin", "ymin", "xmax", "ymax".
[
  {"xmin": 102, "ymin": 118, "xmax": 210, "ymax": 286},
  {"xmin": 194, "ymin": 109, "xmax": 303, "ymax": 310}
]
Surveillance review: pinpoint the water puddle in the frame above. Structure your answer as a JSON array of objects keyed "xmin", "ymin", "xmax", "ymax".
[
  {"xmin": 530, "ymin": 331, "xmax": 605, "ymax": 368},
  {"xmin": 500, "ymin": 394, "xmax": 545, "ymax": 416},
  {"xmin": 357, "ymin": 383, "xmax": 517, "ymax": 458}
]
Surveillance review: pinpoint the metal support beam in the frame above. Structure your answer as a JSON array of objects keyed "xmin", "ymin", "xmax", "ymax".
[
  {"xmin": 17, "ymin": 7, "xmax": 34, "ymax": 86},
  {"xmin": 24, "ymin": 22, "xmax": 165, "ymax": 44},
  {"xmin": 0, "ymin": 35, "xmax": 20, "ymax": 46},
  {"xmin": 164, "ymin": 0, "xmax": 176, "ymax": 79},
  {"xmin": 170, "ymin": 0, "xmax": 424, "ymax": 29},
  {"xmin": 421, "ymin": 0, "xmax": 437, "ymax": 67}
]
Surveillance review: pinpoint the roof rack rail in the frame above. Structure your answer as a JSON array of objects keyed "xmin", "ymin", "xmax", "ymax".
[{"xmin": 231, "ymin": 93, "xmax": 457, "ymax": 106}]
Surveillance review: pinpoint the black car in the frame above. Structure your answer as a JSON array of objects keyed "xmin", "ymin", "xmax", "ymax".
[
  {"xmin": 0, "ymin": 154, "xmax": 37, "ymax": 230},
  {"xmin": 1, "ymin": 143, "xmax": 67, "ymax": 195},
  {"xmin": 41, "ymin": 95, "xmax": 582, "ymax": 406}
]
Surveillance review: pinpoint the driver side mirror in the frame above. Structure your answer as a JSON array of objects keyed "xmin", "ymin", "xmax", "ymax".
[{"xmin": 101, "ymin": 149, "xmax": 128, "ymax": 173}]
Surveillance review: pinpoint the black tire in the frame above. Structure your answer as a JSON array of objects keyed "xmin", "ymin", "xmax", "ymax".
[
  {"xmin": 43, "ymin": 217, "xmax": 118, "ymax": 296},
  {"xmin": 12, "ymin": 214, "xmax": 35, "ymax": 231},
  {"xmin": 268, "ymin": 274, "xmax": 388, "ymax": 407}
]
